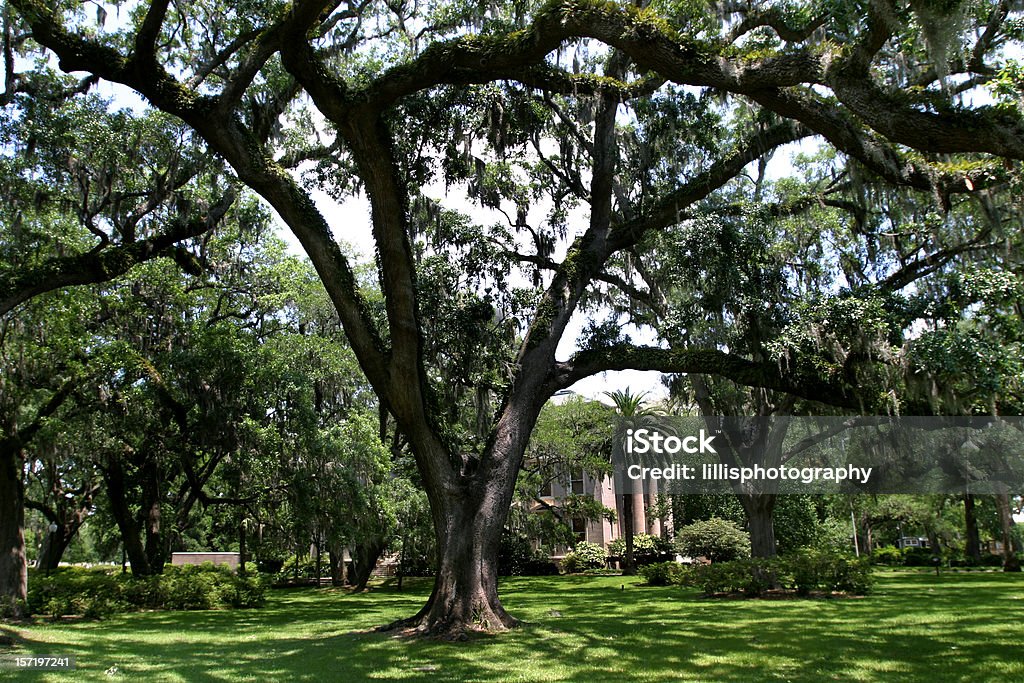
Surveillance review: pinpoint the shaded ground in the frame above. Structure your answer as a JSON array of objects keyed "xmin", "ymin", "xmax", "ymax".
[{"xmin": 1, "ymin": 571, "xmax": 1021, "ymax": 681}]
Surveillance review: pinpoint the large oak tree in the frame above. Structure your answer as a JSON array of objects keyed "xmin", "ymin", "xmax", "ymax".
[{"xmin": 6, "ymin": 0, "xmax": 1024, "ymax": 633}]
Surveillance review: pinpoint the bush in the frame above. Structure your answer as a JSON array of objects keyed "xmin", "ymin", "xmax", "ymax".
[
  {"xmin": 28, "ymin": 564, "xmax": 266, "ymax": 618},
  {"xmin": 522, "ymin": 557, "xmax": 560, "ymax": 575},
  {"xmin": 872, "ymin": 545, "xmax": 903, "ymax": 566},
  {"xmin": 692, "ymin": 559, "xmax": 778, "ymax": 596},
  {"xmin": 675, "ymin": 518, "xmax": 751, "ymax": 563},
  {"xmin": 560, "ymin": 541, "xmax": 607, "ymax": 573},
  {"xmin": 639, "ymin": 562, "xmax": 693, "ymax": 587},
  {"xmin": 27, "ymin": 568, "xmax": 127, "ymax": 617},
  {"xmin": 498, "ymin": 533, "xmax": 558, "ymax": 576},
  {"xmin": 639, "ymin": 551, "xmax": 874, "ymax": 597},
  {"xmin": 902, "ymin": 547, "xmax": 935, "ymax": 567},
  {"xmin": 608, "ymin": 533, "xmax": 672, "ymax": 566},
  {"xmin": 784, "ymin": 551, "xmax": 874, "ymax": 596}
]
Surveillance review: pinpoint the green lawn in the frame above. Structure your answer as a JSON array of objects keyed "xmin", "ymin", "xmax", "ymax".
[{"xmin": 2, "ymin": 571, "xmax": 1021, "ymax": 682}]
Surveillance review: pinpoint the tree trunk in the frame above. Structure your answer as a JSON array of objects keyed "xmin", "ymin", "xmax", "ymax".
[
  {"xmin": 963, "ymin": 493, "xmax": 982, "ymax": 565},
  {"xmin": 314, "ymin": 539, "xmax": 322, "ymax": 587},
  {"xmin": 995, "ymin": 491, "xmax": 1021, "ymax": 572},
  {"xmin": 238, "ymin": 521, "xmax": 247, "ymax": 576},
  {"xmin": 328, "ymin": 542, "xmax": 346, "ymax": 587},
  {"xmin": 103, "ymin": 457, "xmax": 153, "ymax": 576},
  {"xmin": 349, "ymin": 537, "xmax": 387, "ymax": 591},
  {"xmin": 141, "ymin": 461, "xmax": 165, "ymax": 573},
  {"xmin": 621, "ymin": 493, "xmax": 636, "ymax": 575},
  {"xmin": 0, "ymin": 447, "xmax": 27, "ymax": 617},
  {"xmin": 388, "ymin": 488, "xmax": 518, "ymax": 637},
  {"xmin": 38, "ymin": 523, "xmax": 76, "ymax": 572},
  {"xmin": 740, "ymin": 494, "xmax": 777, "ymax": 559}
]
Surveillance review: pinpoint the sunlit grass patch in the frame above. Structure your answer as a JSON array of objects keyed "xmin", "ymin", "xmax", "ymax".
[{"xmin": 2, "ymin": 570, "xmax": 1021, "ymax": 681}]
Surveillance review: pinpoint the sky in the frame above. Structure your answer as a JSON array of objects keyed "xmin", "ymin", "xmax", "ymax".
[
  {"xmin": 295, "ymin": 180, "xmax": 673, "ymax": 404},
  {"xmin": 280, "ymin": 133, "xmax": 821, "ymax": 405}
]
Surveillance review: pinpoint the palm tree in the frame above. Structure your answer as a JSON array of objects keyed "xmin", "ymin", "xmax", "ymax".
[{"xmin": 604, "ymin": 388, "xmax": 658, "ymax": 575}]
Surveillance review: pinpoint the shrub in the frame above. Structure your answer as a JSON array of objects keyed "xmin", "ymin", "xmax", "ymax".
[
  {"xmin": 560, "ymin": 541, "xmax": 607, "ymax": 573},
  {"xmin": 981, "ymin": 553, "xmax": 1005, "ymax": 567},
  {"xmin": 829, "ymin": 555, "xmax": 874, "ymax": 594},
  {"xmin": 27, "ymin": 567, "xmax": 127, "ymax": 617},
  {"xmin": 522, "ymin": 557, "xmax": 560, "ymax": 575},
  {"xmin": 499, "ymin": 533, "xmax": 534, "ymax": 576},
  {"xmin": 675, "ymin": 518, "xmax": 751, "ymax": 563},
  {"xmin": 608, "ymin": 533, "xmax": 672, "ymax": 566},
  {"xmin": 784, "ymin": 551, "xmax": 874, "ymax": 596},
  {"xmin": 872, "ymin": 545, "xmax": 903, "ymax": 566},
  {"xmin": 690, "ymin": 559, "xmax": 778, "ymax": 596},
  {"xmin": 498, "ymin": 533, "xmax": 557, "ymax": 576},
  {"xmin": 902, "ymin": 547, "xmax": 934, "ymax": 567},
  {"xmin": 639, "ymin": 562, "xmax": 690, "ymax": 586},
  {"xmin": 643, "ymin": 551, "xmax": 874, "ymax": 597},
  {"xmin": 27, "ymin": 564, "xmax": 266, "ymax": 618}
]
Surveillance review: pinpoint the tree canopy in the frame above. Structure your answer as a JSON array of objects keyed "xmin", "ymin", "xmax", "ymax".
[{"xmin": 4, "ymin": 0, "xmax": 1024, "ymax": 633}]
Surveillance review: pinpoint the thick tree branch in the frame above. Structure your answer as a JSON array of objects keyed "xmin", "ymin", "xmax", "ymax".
[
  {"xmin": 134, "ymin": 0, "xmax": 171, "ymax": 60},
  {"xmin": 553, "ymin": 345, "xmax": 859, "ymax": 409},
  {"xmin": 726, "ymin": 8, "xmax": 828, "ymax": 45},
  {"xmin": 746, "ymin": 87, "xmax": 999, "ymax": 193},
  {"xmin": 0, "ymin": 192, "xmax": 234, "ymax": 316},
  {"xmin": 12, "ymin": 0, "xmax": 393, "ymax": 402},
  {"xmin": 0, "ymin": 382, "xmax": 74, "ymax": 454},
  {"xmin": 608, "ymin": 120, "xmax": 811, "ymax": 251}
]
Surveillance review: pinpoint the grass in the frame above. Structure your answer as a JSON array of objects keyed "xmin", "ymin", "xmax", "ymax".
[{"xmin": 2, "ymin": 570, "xmax": 1022, "ymax": 682}]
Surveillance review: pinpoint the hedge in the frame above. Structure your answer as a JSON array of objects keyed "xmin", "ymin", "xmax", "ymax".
[
  {"xmin": 28, "ymin": 563, "xmax": 266, "ymax": 618},
  {"xmin": 639, "ymin": 551, "xmax": 874, "ymax": 597}
]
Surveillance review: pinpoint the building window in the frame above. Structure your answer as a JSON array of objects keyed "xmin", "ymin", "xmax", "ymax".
[
  {"xmin": 571, "ymin": 517, "xmax": 587, "ymax": 543},
  {"xmin": 569, "ymin": 469, "xmax": 584, "ymax": 495}
]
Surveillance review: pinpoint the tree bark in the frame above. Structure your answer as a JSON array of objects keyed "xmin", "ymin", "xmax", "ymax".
[
  {"xmin": 995, "ymin": 491, "xmax": 1021, "ymax": 572},
  {"xmin": 238, "ymin": 520, "xmax": 247, "ymax": 577},
  {"xmin": 621, "ymin": 493, "xmax": 636, "ymax": 575},
  {"xmin": 0, "ymin": 447, "xmax": 27, "ymax": 618},
  {"xmin": 102, "ymin": 456, "xmax": 153, "ymax": 576},
  {"xmin": 348, "ymin": 537, "xmax": 387, "ymax": 591},
  {"xmin": 963, "ymin": 493, "xmax": 982, "ymax": 565},
  {"xmin": 740, "ymin": 494, "xmax": 778, "ymax": 559},
  {"xmin": 389, "ymin": 487, "xmax": 518, "ymax": 636},
  {"xmin": 38, "ymin": 523, "xmax": 74, "ymax": 572},
  {"xmin": 328, "ymin": 542, "xmax": 346, "ymax": 587}
]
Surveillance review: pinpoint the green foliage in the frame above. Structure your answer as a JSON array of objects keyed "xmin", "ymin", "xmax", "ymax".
[
  {"xmin": 675, "ymin": 517, "xmax": 751, "ymax": 563},
  {"xmin": 785, "ymin": 551, "xmax": 874, "ymax": 596},
  {"xmin": 671, "ymin": 494, "xmax": 746, "ymax": 527},
  {"xmin": 560, "ymin": 541, "xmax": 607, "ymax": 573},
  {"xmin": 498, "ymin": 533, "xmax": 559, "ymax": 576},
  {"xmin": 638, "ymin": 561, "xmax": 692, "ymax": 587},
  {"xmin": 608, "ymin": 533, "xmax": 672, "ymax": 565},
  {"xmin": 773, "ymin": 495, "xmax": 821, "ymax": 555},
  {"xmin": 641, "ymin": 552, "xmax": 874, "ymax": 597},
  {"xmin": 872, "ymin": 545, "xmax": 905, "ymax": 566},
  {"xmin": 27, "ymin": 564, "xmax": 266, "ymax": 618}
]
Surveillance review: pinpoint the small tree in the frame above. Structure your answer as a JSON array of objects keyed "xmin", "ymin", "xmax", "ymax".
[{"xmin": 675, "ymin": 518, "xmax": 751, "ymax": 563}]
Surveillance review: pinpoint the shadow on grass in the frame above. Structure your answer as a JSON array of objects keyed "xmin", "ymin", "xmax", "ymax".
[{"xmin": 5, "ymin": 571, "xmax": 1022, "ymax": 681}]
